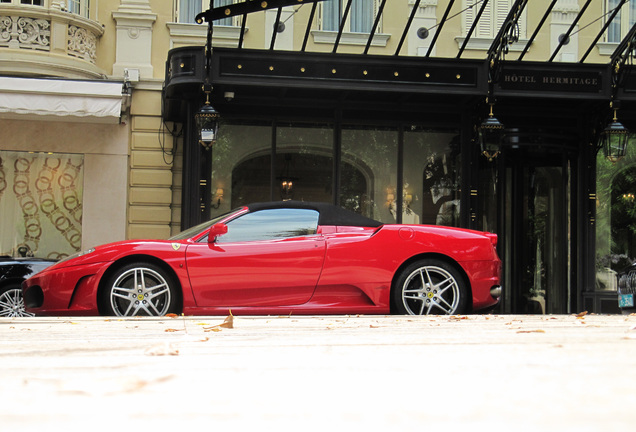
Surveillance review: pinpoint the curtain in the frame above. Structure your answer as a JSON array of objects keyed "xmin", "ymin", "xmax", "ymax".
[
  {"xmin": 0, "ymin": 151, "xmax": 83, "ymax": 260},
  {"xmin": 179, "ymin": 0, "xmax": 202, "ymax": 24},
  {"xmin": 323, "ymin": 0, "xmax": 340, "ymax": 31},
  {"xmin": 214, "ymin": 0, "xmax": 234, "ymax": 26},
  {"xmin": 351, "ymin": 0, "xmax": 373, "ymax": 33}
]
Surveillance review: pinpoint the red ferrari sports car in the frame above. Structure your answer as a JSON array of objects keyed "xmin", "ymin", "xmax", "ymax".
[{"xmin": 23, "ymin": 201, "xmax": 501, "ymax": 316}]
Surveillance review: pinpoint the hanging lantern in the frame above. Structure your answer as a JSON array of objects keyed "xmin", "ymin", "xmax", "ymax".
[
  {"xmin": 602, "ymin": 108, "xmax": 629, "ymax": 163},
  {"xmin": 195, "ymin": 91, "xmax": 219, "ymax": 150},
  {"xmin": 479, "ymin": 103, "xmax": 505, "ymax": 161}
]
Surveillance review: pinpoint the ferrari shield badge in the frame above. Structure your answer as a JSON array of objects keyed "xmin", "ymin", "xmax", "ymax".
[{"xmin": 171, "ymin": 243, "xmax": 181, "ymax": 251}]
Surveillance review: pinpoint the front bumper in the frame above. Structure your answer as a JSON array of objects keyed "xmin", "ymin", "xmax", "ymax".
[{"xmin": 22, "ymin": 262, "xmax": 106, "ymax": 315}]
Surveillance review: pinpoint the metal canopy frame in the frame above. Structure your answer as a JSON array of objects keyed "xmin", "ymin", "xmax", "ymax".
[
  {"xmin": 487, "ymin": 0, "xmax": 528, "ymax": 79},
  {"xmin": 162, "ymin": 0, "xmax": 636, "ymax": 124},
  {"xmin": 196, "ymin": 0, "xmax": 634, "ymax": 65},
  {"xmin": 549, "ymin": 0, "xmax": 593, "ymax": 62}
]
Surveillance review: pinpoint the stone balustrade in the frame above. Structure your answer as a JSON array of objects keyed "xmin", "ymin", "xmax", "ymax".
[{"xmin": 0, "ymin": 4, "xmax": 104, "ymax": 78}]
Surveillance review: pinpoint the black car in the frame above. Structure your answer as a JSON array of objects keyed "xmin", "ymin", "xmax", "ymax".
[{"xmin": 0, "ymin": 256, "xmax": 56, "ymax": 317}]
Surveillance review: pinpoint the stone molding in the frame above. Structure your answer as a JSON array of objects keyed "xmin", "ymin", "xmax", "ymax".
[{"xmin": 112, "ymin": 0, "xmax": 157, "ymax": 79}]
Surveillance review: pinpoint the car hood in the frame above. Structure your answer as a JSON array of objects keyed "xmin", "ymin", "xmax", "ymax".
[{"xmin": 42, "ymin": 239, "xmax": 188, "ymax": 272}]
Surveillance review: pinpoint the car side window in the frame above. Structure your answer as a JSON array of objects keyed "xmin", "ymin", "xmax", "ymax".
[{"xmin": 216, "ymin": 208, "xmax": 319, "ymax": 243}]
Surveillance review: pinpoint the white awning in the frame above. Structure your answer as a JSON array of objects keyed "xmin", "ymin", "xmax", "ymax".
[{"xmin": 0, "ymin": 77, "xmax": 125, "ymax": 124}]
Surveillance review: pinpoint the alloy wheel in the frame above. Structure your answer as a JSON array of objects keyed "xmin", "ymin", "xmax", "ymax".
[
  {"xmin": 0, "ymin": 287, "xmax": 34, "ymax": 317},
  {"xmin": 401, "ymin": 265, "xmax": 462, "ymax": 315},
  {"xmin": 109, "ymin": 267, "xmax": 172, "ymax": 316}
]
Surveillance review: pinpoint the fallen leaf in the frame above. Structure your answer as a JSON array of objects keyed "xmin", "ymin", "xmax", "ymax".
[
  {"xmin": 202, "ymin": 313, "xmax": 234, "ymax": 332},
  {"xmin": 516, "ymin": 329, "xmax": 546, "ymax": 334},
  {"xmin": 164, "ymin": 328, "xmax": 182, "ymax": 332},
  {"xmin": 576, "ymin": 311, "xmax": 588, "ymax": 318},
  {"xmin": 219, "ymin": 313, "xmax": 234, "ymax": 329},
  {"xmin": 165, "ymin": 313, "xmax": 179, "ymax": 318}
]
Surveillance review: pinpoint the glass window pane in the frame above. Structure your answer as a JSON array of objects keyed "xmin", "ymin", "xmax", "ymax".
[
  {"xmin": 218, "ymin": 208, "xmax": 319, "ymax": 243},
  {"xmin": 341, "ymin": 126, "xmax": 397, "ymax": 223},
  {"xmin": 211, "ymin": 122, "xmax": 272, "ymax": 217},
  {"xmin": 596, "ymin": 144, "xmax": 636, "ymax": 292},
  {"xmin": 608, "ymin": 0, "xmax": 622, "ymax": 43},
  {"xmin": 403, "ymin": 129, "xmax": 461, "ymax": 226},
  {"xmin": 276, "ymin": 123, "xmax": 333, "ymax": 203},
  {"xmin": 477, "ymin": 155, "xmax": 497, "ymax": 233},
  {"xmin": 0, "ymin": 151, "xmax": 84, "ymax": 259}
]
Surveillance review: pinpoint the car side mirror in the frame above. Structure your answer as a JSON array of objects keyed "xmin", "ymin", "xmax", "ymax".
[{"xmin": 208, "ymin": 223, "xmax": 228, "ymax": 244}]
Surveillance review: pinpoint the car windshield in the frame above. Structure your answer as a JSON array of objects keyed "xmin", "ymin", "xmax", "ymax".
[{"xmin": 168, "ymin": 210, "xmax": 235, "ymax": 241}]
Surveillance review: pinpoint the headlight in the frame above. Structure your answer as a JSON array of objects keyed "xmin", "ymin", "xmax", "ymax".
[{"xmin": 57, "ymin": 248, "xmax": 95, "ymax": 265}]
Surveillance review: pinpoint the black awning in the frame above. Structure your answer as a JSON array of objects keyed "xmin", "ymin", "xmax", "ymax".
[{"xmin": 162, "ymin": 0, "xmax": 636, "ymax": 123}]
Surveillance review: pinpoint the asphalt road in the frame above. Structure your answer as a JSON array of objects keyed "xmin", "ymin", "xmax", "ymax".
[{"xmin": 2, "ymin": 313, "xmax": 636, "ymax": 431}]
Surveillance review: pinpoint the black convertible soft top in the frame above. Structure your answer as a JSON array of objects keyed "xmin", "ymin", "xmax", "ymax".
[{"xmin": 247, "ymin": 201, "xmax": 383, "ymax": 228}]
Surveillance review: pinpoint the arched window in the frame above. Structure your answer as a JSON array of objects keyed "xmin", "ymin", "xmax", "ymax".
[{"xmin": 231, "ymin": 152, "xmax": 367, "ymax": 210}]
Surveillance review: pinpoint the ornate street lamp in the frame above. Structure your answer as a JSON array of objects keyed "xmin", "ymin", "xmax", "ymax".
[
  {"xmin": 602, "ymin": 107, "xmax": 629, "ymax": 163},
  {"xmin": 195, "ymin": 86, "xmax": 219, "ymax": 150},
  {"xmin": 479, "ymin": 102, "xmax": 505, "ymax": 162},
  {"xmin": 195, "ymin": 0, "xmax": 219, "ymax": 150}
]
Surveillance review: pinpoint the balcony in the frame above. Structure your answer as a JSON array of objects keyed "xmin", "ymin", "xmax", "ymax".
[{"xmin": 0, "ymin": 2, "xmax": 104, "ymax": 78}]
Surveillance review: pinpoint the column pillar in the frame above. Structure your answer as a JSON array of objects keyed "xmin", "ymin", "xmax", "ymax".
[{"xmin": 112, "ymin": 0, "xmax": 157, "ymax": 78}]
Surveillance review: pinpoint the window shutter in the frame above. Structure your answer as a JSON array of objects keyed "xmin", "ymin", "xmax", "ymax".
[
  {"xmin": 465, "ymin": 0, "xmax": 526, "ymax": 39},
  {"xmin": 494, "ymin": 0, "xmax": 512, "ymax": 39},
  {"xmin": 478, "ymin": 1, "xmax": 492, "ymax": 38},
  {"xmin": 464, "ymin": 0, "xmax": 474, "ymax": 35}
]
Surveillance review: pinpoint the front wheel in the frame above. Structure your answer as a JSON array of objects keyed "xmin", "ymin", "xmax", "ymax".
[
  {"xmin": 100, "ymin": 263, "xmax": 179, "ymax": 317},
  {"xmin": 0, "ymin": 284, "xmax": 34, "ymax": 317},
  {"xmin": 393, "ymin": 259, "xmax": 469, "ymax": 315}
]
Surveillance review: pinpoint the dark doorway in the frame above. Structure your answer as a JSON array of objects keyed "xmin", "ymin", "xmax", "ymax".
[{"xmin": 500, "ymin": 135, "xmax": 577, "ymax": 314}]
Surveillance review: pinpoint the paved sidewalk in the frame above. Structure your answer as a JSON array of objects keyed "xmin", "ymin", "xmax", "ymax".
[{"xmin": 2, "ymin": 314, "xmax": 636, "ymax": 430}]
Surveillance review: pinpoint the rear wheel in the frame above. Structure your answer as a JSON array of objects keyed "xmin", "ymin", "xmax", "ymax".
[
  {"xmin": 101, "ymin": 263, "xmax": 179, "ymax": 316},
  {"xmin": 0, "ymin": 284, "xmax": 34, "ymax": 317},
  {"xmin": 393, "ymin": 259, "xmax": 469, "ymax": 315}
]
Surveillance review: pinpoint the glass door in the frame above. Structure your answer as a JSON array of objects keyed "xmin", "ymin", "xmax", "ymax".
[{"xmin": 501, "ymin": 148, "xmax": 573, "ymax": 314}]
